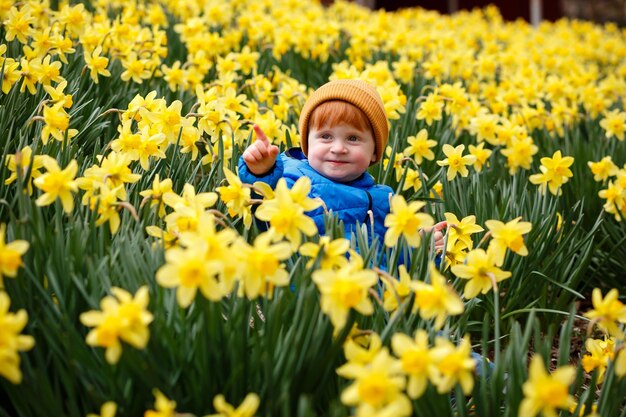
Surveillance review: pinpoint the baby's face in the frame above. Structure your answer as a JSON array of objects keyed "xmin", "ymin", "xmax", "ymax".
[{"xmin": 307, "ymin": 122, "xmax": 376, "ymax": 183}]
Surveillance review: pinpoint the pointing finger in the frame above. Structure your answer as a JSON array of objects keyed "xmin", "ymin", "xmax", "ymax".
[{"xmin": 253, "ymin": 124, "xmax": 269, "ymax": 144}]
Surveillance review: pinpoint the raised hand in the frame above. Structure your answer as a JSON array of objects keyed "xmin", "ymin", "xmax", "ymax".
[{"xmin": 242, "ymin": 124, "xmax": 280, "ymax": 175}]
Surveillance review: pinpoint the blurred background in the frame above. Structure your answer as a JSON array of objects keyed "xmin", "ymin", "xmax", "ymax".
[{"xmin": 322, "ymin": 0, "xmax": 626, "ymax": 25}]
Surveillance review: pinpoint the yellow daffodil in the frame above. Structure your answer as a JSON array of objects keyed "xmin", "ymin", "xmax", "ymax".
[
  {"xmin": 382, "ymin": 264, "xmax": 412, "ymax": 312},
  {"xmin": 416, "ymin": 92, "xmax": 444, "ymax": 126},
  {"xmin": 33, "ymin": 158, "xmax": 79, "ymax": 213},
  {"xmin": 43, "ymin": 79, "xmax": 73, "ymax": 108},
  {"xmin": 391, "ymin": 329, "xmax": 435, "ymax": 398},
  {"xmin": 410, "ymin": 263, "xmax": 464, "ymax": 330},
  {"xmin": 255, "ymin": 178, "xmax": 321, "ymax": 250},
  {"xmin": 338, "ymin": 347, "xmax": 411, "ymax": 416},
  {"xmin": 87, "ymin": 401, "xmax": 117, "ymax": 417},
  {"xmin": 340, "ymin": 333, "xmax": 383, "ymax": 367},
  {"xmin": 529, "ymin": 150, "xmax": 574, "ymax": 195},
  {"xmin": 4, "ymin": 146, "xmax": 46, "ymax": 195},
  {"xmin": 500, "ymin": 136, "xmax": 538, "ymax": 175},
  {"xmin": 451, "ymin": 248, "xmax": 512, "ymax": 299},
  {"xmin": 384, "ymin": 195, "xmax": 434, "ymax": 248},
  {"xmin": 3, "ymin": 7, "xmax": 34, "ymax": 44},
  {"xmin": 485, "ymin": 217, "xmax": 532, "ymax": 266},
  {"xmin": 41, "ymin": 102, "xmax": 79, "ymax": 144},
  {"xmin": 237, "ymin": 231, "xmax": 292, "ymax": 300},
  {"xmin": 581, "ymin": 337, "xmax": 616, "ymax": 383},
  {"xmin": 468, "ymin": 142, "xmax": 492, "ymax": 172},
  {"xmin": 299, "ymin": 236, "xmax": 350, "ymax": 270},
  {"xmin": 588, "ymin": 156, "xmax": 619, "ymax": 182},
  {"xmin": 216, "ymin": 167, "xmax": 252, "ymax": 228},
  {"xmin": 584, "ymin": 288, "xmax": 626, "ymax": 337},
  {"xmin": 444, "ymin": 213, "xmax": 484, "ymax": 251},
  {"xmin": 207, "ymin": 393, "xmax": 260, "ymax": 417},
  {"xmin": 437, "ymin": 144, "xmax": 477, "ymax": 181},
  {"xmin": 600, "ymin": 109, "xmax": 626, "ymax": 141},
  {"xmin": 0, "ymin": 57, "xmax": 20, "ymax": 93},
  {"xmin": 404, "ymin": 129, "xmax": 436, "ymax": 164},
  {"xmin": 312, "ymin": 255, "xmax": 377, "ymax": 330},
  {"xmin": 144, "ymin": 389, "xmax": 176, "ymax": 417},
  {"xmin": 140, "ymin": 174, "xmax": 173, "ymax": 218},
  {"xmin": 0, "ymin": 292, "xmax": 34, "ymax": 384},
  {"xmin": 519, "ymin": 355, "xmax": 576, "ymax": 417},
  {"xmin": 84, "ymin": 46, "xmax": 111, "ymax": 84},
  {"xmin": 429, "ymin": 336, "xmax": 476, "ymax": 395},
  {"xmin": 80, "ymin": 286, "xmax": 153, "ymax": 364},
  {"xmin": 156, "ymin": 241, "xmax": 225, "ymax": 308},
  {"xmin": 0, "ymin": 224, "xmax": 29, "ymax": 288}
]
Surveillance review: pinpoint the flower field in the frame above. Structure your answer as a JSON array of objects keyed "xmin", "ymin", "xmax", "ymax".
[{"xmin": 2, "ymin": 0, "xmax": 626, "ymax": 416}]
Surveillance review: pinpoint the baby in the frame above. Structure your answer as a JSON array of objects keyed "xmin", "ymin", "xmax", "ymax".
[{"xmin": 238, "ymin": 79, "xmax": 445, "ymax": 253}]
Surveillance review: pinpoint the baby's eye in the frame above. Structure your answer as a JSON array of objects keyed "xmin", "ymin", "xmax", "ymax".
[
  {"xmin": 321, "ymin": 133, "xmax": 332, "ymax": 140},
  {"xmin": 347, "ymin": 135, "xmax": 359, "ymax": 142}
]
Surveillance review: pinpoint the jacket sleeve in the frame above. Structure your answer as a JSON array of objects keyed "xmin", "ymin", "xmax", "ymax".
[{"xmin": 237, "ymin": 153, "xmax": 285, "ymax": 188}]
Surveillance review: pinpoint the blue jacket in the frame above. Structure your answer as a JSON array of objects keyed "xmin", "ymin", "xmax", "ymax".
[{"xmin": 238, "ymin": 148, "xmax": 393, "ymax": 246}]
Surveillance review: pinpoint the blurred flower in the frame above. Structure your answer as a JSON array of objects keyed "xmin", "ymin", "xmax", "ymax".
[
  {"xmin": 616, "ymin": 348, "xmax": 626, "ymax": 378},
  {"xmin": 519, "ymin": 355, "xmax": 576, "ymax": 417},
  {"xmin": 584, "ymin": 288, "xmax": 626, "ymax": 338},
  {"xmin": 216, "ymin": 167, "xmax": 252, "ymax": 228},
  {"xmin": 80, "ymin": 286, "xmax": 153, "ymax": 364},
  {"xmin": 3, "ymin": 7, "xmax": 34, "ymax": 44},
  {"xmin": 500, "ymin": 136, "xmax": 538, "ymax": 175},
  {"xmin": 588, "ymin": 156, "xmax": 619, "ymax": 182},
  {"xmin": 416, "ymin": 92, "xmax": 444, "ymax": 126},
  {"xmin": 410, "ymin": 263, "xmax": 464, "ymax": 330},
  {"xmin": 339, "ymin": 347, "xmax": 411, "ymax": 417},
  {"xmin": 469, "ymin": 113, "xmax": 499, "ymax": 144},
  {"xmin": 312, "ymin": 255, "xmax": 377, "ymax": 329},
  {"xmin": 0, "ymin": 224, "xmax": 29, "ymax": 288},
  {"xmin": 436, "ymin": 144, "xmax": 476, "ymax": 181},
  {"xmin": 600, "ymin": 109, "xmax": 626, "ymax": 141},
  {"xmin": 120, "ymin": 52, "xmax": 152, "ymax": 84},
  {"xmin": 299, "ymin": 236, "xmax": 350, "ymax": 270},
  {"xmin": 43, "ymin": 79, "xmax": 73, "ymax": 108},
  {"xmin": 237, "ymin": 231, "xmax": 292, "ymax": 300},
  {"xmin": 468, "ymin": 142, "xmax": 492, "ymax": 172},
  {"xmin": 208, "ymin": 393, "xmax": 260, "ymax": 417},
  {"xmin": 87, "ymin": 401, "xmax": 117, "ymax": 417},
  {"xmin": 391, "ymin": 329, "xmax": 434, "ymax": 398},
  {"xmin": 144, "ymin": 389, "xmax": 176, "ymax": 417},
  {"xmin": 485, "ymin": 217, "xmax": 532, "ymax": 266},
  {"xmin": 140, "ymin": 174, "xmax": 173, "ymax": 218},
  {"xmin": 0, "ymin": 292, "xmax": 35, "ymax": 384},
  {"xmin": 41, "ymin": 102, "xmax": 79, "ymax": 144},
  {"xmin": 340, "ymin": 332, "xmax": 383, "ymax": 367},
  {"xmin": 382, "ymin": 265, "xmax": 412, "ymax": 312},
  {"xmin": 4, "ymin": 146, "xmax": 46, "ymax": 195},
  {"xmin": 384, "ymin": 195, "xmax": 434, "ymax": 248},
  {"xmin": 156, "ymin": 242, "xmax": 224, "ymax": 308},
  {"xmin": 33, "ymin": 158, "xmax": 78, "ymax": 213},
  {"xmin": 581, "ymin": 337, "xmax": 615, "ymax": 383},
  {"xmin": 429, "ymin": 336, "xmax": 475, "ymax": 395}
]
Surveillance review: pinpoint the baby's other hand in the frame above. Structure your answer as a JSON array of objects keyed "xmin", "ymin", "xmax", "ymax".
[
  {"xmin": 422, "ymin": 221, "xmax": 447, "ymax": 251},
  {"xmin": 242, "ymin": 124, "xmax": 280, "ymax": 175}
]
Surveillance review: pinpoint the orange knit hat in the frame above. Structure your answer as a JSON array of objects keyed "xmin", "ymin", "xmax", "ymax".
[{"xmin": 298, "ymin": 79, "xmax": 389, "ymax": 164}]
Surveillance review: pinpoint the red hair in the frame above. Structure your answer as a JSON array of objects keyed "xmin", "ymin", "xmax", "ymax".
[{"xmin": 308, "ymin": 100, "xmax": 373, "ymax": 133}]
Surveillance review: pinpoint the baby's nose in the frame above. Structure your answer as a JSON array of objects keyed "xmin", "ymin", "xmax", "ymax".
[{"xmin": 331, "ymin": 141, "xmax": 347, "ymax": 153}]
